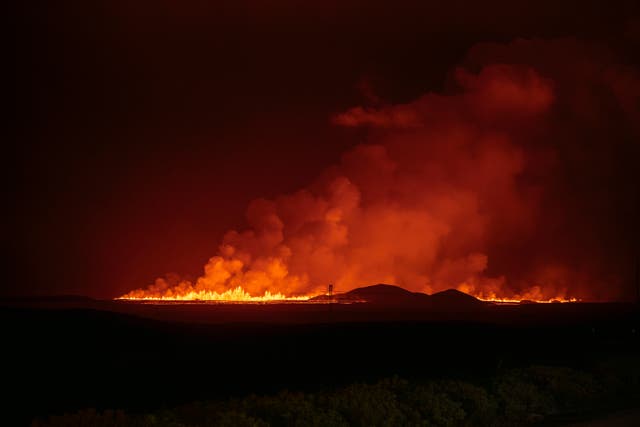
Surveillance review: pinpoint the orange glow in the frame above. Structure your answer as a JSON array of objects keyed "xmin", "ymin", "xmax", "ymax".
[
  {"xmin": 474, "ymin": 296, "xmax": 578, "ymax": 304},
  {"xmin": 118, "ymin": 285, "xmax": 311, "ymax": 302},
  {"xmin": 117, "ymin": 60, "xmax": 606, "ymax": 305},
  {"xmin": 118, "ymin": 282, "xmax": 578, "ymax": 304},
  {"xmin": 117, "ymin": 258, "xmax": 582, "ymax": 304},
  {"xmin": 458, "ymin": 283, "xmax": 579, "ymax": 304}
]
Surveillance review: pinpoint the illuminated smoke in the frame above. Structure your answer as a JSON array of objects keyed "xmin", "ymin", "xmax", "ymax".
[{"xmin": 122, "ymin": 38, "xmax": 639, "ymax": 301}]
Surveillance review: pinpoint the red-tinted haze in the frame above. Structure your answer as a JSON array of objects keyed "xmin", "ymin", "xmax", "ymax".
[{"xmin": 123, "ymin": 38, "xmax": 639, "ymax": 302}]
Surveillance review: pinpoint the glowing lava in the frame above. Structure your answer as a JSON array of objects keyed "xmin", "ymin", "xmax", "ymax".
[
  {"xmin": 117, "ymin": 284, "xmax": 578, "ymax": 304},
  {"xmin": 117, "ymin": 286, "xmax": 312, "ymax": 302},
  {"xmin": 455, "ymin": 283, "xmax": 579, "ymax": 304},
  {"xmin": 474, "ymin": 296, "xmax": 578, "ymax": 304}
]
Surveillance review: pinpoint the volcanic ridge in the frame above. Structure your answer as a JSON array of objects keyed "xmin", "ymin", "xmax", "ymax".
[{"xmin": 310, "ymin": 284, "xmax": 486, "ymax": 308}]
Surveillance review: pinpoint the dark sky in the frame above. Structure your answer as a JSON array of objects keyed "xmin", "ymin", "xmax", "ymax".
[{"xmin": 11, "ymin": 1, "xmax": 640, "ymax": 298}]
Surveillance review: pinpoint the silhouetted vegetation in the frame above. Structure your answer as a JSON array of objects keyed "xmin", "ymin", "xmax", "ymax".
[{"xmin": 32, "ymin": 357, "xmax": 640, "ymax": 427}]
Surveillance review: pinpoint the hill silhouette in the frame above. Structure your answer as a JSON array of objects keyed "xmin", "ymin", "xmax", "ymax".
[
  {"xmin": 343, "ymin": 284, "xmax": 427, "ymax": 302},
  {"xmin": 0, "ymin": 295, "xmax": 97, "ymax": 308},
  {"xmin": 310, "ymin": 284, "xmax": 485, "ymax": 308},
  {"xmin": 310, "ymin": 283, "xmax": 417, "ymax": 303},
  {"xmin": 429, "ymin": 289, "xmax": 485, "ymax": 308}
]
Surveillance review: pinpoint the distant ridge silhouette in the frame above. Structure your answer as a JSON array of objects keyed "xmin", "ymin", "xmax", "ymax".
[
  {"xmin": 429, "ymin": 289, "xmax": 484, "ymax": 307},
  {"xmin": 0, "ymin": 294, "xmax": 95, "ymax": 303},
  {"xmin": 310, "ymin": 284, "xmax": 486, "ymax": 308}
]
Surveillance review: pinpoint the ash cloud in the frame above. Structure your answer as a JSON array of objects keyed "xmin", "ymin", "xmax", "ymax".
[{"xmin": 126, "ymin": 38, "xmax": 639, "ymax": 301}]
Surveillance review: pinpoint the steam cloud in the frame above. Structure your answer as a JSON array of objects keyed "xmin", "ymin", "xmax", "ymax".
[{"xmin": 125, "ymin": 38, "xmax": 639, "ymax": 301}]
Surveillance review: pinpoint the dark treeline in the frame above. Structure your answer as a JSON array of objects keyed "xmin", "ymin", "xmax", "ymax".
[
  {"xmin": 32, "ymin": 359, "xmax": 639, "ymax": 427},
  {"xmin": 3, "ymin": 302, "xmax": 638, "ymax": 425}
]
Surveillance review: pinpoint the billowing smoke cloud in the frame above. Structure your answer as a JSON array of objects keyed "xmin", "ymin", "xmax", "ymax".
[{"xmin": 125, "ymin": 38, "xmax": 639, "ymax": 301}]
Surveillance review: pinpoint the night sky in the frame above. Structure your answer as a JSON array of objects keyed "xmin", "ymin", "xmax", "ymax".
[{"xmin": 11, "ymin": 1, "xmax": 640, "ymax": 299}]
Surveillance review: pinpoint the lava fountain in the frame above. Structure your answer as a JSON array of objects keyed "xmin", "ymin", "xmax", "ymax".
[{"xmin": 118, "ymin": 285, "xmax": 312, "ymax": 302}]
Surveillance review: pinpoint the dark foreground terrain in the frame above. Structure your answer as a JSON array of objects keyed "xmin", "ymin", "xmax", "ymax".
[{"xmin": 1, "ymin": 293, "xmax": 638, "ymax": 425}]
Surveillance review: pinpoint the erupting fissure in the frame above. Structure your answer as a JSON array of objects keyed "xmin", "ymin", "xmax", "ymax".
[
  {"xmin": 117, "ymin": 286, "xmax": 311, "ymax": 302},
  {"xmin": 118, "ymin": 283, "xmax": 579, "ymax": 304}
]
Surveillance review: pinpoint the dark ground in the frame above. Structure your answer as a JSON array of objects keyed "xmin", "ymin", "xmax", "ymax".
[{"xmin": 1, "ymin": 298, "xmax": 638, "ymax": 425}]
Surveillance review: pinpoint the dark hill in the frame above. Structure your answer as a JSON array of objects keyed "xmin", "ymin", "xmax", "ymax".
[
  {"xmin": 310, "ymin": 284, "xmax": 486, "ymax": 309},
  {"xmin": 344, "ymin": 284, "xmax": 422, "ymax": 301},
  {"xmin": 0, "ymin": 295, "xmax": 98, "ymax": 309},
  {"xmin": 0, "ymin": 294, "xmax": 95, "ymax": 302},
  {"xmin": 348, "ymin": 283, "xmax": 413, "ymax": 295},
  {"xmin": 310, "ymin": 283, "xmax": 425, "ymax": 304},
  {"xmin": 429, "ymin": 289, "xmax": 484, "ymax": 308}
]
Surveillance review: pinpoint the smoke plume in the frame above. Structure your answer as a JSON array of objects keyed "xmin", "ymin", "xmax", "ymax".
[{"xmin": 124, "ymin": 38, "xmax": 639, "ymax": 301}]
